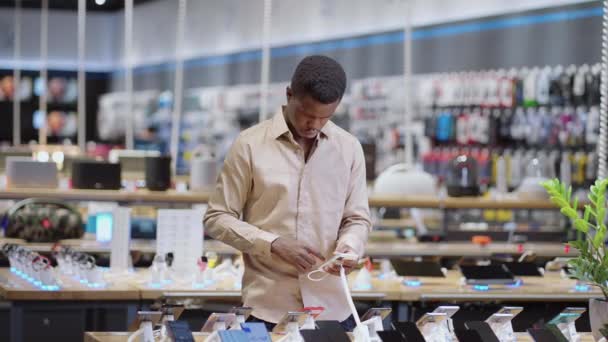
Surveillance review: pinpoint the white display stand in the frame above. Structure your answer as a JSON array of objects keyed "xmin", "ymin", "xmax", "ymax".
[
  {"xmin": 156, "ymin": 209, "xmax": 204, "ymax": 279},
  {"xmin": 110, "ymin": 207, "xmax": 131, "ymax": 273}
]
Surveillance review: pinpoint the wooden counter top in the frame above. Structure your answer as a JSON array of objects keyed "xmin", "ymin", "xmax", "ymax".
[
  {"xmin": 0, "ymin": 267, "xmax": 600, "ymax": 303},
  {"xmin": 411, "ymin": 270, "xmax": 601, "ymax": 303},
  {"xmin": 0, "ymin": 237, "xmax": 577, "ymax": 258}
]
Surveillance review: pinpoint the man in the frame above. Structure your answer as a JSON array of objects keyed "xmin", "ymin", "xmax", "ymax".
[{"xmin": 203, "ymin": 55, "xmax": 371, "ymax": 330}]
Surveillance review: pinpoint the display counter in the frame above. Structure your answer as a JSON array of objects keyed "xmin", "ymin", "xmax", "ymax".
[
  {"xmin": 0, "ymin": 237, "xmax": 577, "ymax": 258},
  {"xmin": 0, "ymin": 266, "xmax": 599, "ymax": 340},
  {"xmin": 0, "ymin": 268, "xmax": 597, "ymax": 303}
]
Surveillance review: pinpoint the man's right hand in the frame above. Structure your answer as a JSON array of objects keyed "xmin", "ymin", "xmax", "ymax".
[{"xmin": 271, "ymin": 236, "xmax": 324, "ymax": 273}]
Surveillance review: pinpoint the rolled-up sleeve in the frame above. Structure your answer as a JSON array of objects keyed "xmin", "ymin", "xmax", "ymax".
[
  {"xmin": 203, "ymin": 137, "xmax": 279, "ymax": 258},
  {"xmin": 337, "ymin": 141, "xmax": 372, "ymax": 257}
]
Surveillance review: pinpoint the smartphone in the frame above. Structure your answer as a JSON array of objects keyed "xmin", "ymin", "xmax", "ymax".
[
  {"xmin": 240, "ymin": 322, "xmax": 271, "ymax": 342},
  {"xmin": 432, "ymin": 306, "xmax": 460, "ymax": 318},
  {"xmin": 230, "ymin": 307, "xmax": 253, "ymax": 321},
  {"xmin": 416, "ymin": 312, "xmax": 447, "ymax": 327},
  {"xmin": 392, "ymin": 322, "xmax": 425, "ymax": 342},
  {"xmin": 361, "ymin": 307, "xmax": 392, "ymax": 322},
  {"xmin": 200, "ymin": 313, "xmax": 237, "ymax": 333},
  {"xmin": 502, "ymin": 262, "xmax": 543, "ymax": 277},
  {"xmin": 128, "ymin": 311, "xmax": 163, "ymax": 331},
  {"xmin": 377, "ymin": 330, "xmax": 407, "ymax": 342},
  {"xmin": 166, "ymin": 320, "xmax": 194, "ymax": 342},
  {"xmin": 464, "ymin": 321, "xmax": 500, "ymax": 342},
  {"xmin": 485, "ymin": 313, "xmax": 515, "ymax": 327},
  {"xmin": 272, "ymin": 311, "xmax": 310, "ymax": 334},
  {"xmin": 162, "ymin": 305, "xmax": 185, "ymax": 321},
  {"xmin": 313, "ymin": 320, "xmax": 350, "ymax": 342},
  {"xmin": 300, "ymin": 329, "xmax": 330, "ymax": 342},
  {"xmin": 528, "ymin": 327, "xmax": 568, "ymax": 342},
  {"xmin": 495, "ymin": 306, "xmax": 523, "ymax": 318},
  {"xmin": 548, "ymin": 307, "xmax": 586, "ymax": 326}
]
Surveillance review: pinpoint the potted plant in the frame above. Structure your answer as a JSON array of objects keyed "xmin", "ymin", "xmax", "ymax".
[{"xmin": 542, "ymin": 178, "xmax": 608, "ymax": 340}]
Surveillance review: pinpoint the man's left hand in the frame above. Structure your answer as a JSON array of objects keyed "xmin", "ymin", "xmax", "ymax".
[{"xmin": 323, "ymin": 246, "xmax": 358, "ymax": 276}]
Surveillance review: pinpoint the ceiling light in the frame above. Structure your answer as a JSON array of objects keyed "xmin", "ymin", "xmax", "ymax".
[{"xmin": 95, "ymin": 0, "xmax": 107, "ymax": 5}]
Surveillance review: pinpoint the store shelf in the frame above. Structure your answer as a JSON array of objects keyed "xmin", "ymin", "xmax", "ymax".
[
  {"xmin": 0, "ymin": 188, "xmax": 570, "ymax": 209},
  {"xmin": 365, "ymin": 241, "xmax": 575, "ymax": 257},
  {"xmin": 0, "ymin": 188, "xmax": 211, "ymax": 204},
  {"xmin": 0, "ymin": 238, "xmax": 237, "ymax": 255}
]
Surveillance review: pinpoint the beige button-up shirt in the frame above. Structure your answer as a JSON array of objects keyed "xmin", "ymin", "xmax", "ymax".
[{"xmin": 203, "ymin": 109, "xmax": 371, "ymax": 323}]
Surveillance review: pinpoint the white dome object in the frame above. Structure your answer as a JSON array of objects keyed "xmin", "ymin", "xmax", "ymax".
[
  {"xmin": 373, "ymin": 163, "xmax": 436, "ymax": 195},
  {"xmin": 516, "ymin": 177, "xmax": 550, "ymax": 199}
]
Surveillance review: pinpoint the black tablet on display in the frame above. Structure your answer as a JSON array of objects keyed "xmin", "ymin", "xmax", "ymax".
[
  {"xmin": 377, "ymin": 330, "xmax": 407, "ymax": 342},
  {"xmin": 459, "ymin": 265, "xmax": 515, "ymax": 284},
  {"xmin": 390, "ymin": 260, "xmax": 446, "ymax": 277},
  {"xmin": 502, "ymin": 262, "xmax": 543, "ymax": 277}
]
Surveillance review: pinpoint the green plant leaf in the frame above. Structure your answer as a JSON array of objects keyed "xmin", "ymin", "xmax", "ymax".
[
  {"xmin": 584, "ymin": 206, "xmax": 592, "ymax": 222},
  {"xmin": 574, "ymin": 219, "xmax": 589, "ymax": 233},
  {"xmin": 560, "ymin": 207, "xmax": 579, "ymax": 220},
  {"xmin": 550, "ymin": 196, "xmax": 569, "ymax": 208},
  {"xmin": 590, "ymin": 192, "xmax": 598, "ymax": 204},
  {"xmin": 585, "ymin": 205, "xmax": 598, "ymax": 218},
  {"xmin": 593, "ymin": 228, "xmax": 606, "ymax": 249}
]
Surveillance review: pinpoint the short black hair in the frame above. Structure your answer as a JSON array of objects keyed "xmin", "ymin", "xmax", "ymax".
[{"xmin": 290, "ymin": 55, "xmax": 347, "ymax": 104}]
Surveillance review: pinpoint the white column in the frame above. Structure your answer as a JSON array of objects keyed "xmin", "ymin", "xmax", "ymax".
[
  {"xmin": 403, "ymin": 0, "xmax": 414, "ymax": 165},
  {"xmin": 170, "ymin": 0, "xmax": 188, "ymax": 176},
  {"xmin": 12, "ymin": 0, "xmax": 21, "ymax": 146},
  {"xmin": 77, "ymin": 0, "xmax": 87, "ymax": 151},
  {"xmin": 124, "ymin": 0, "xmax": 135, "ymax": 150},
  {"xmin": 258, "ymin": 0, "xmax": 273, "ymax": 122},
  {"xmin": 599, "ymin": 0, "xmax": 608, "ymax": 179},
  {"xmin": 38, "ymin": 0, "xmax": 49, "ymax": 145}
]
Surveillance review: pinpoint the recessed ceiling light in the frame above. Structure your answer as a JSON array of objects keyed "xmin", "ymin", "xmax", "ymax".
[{"xmin": 95, "ymin": 0, "xmax": 107, "ymax": 5}]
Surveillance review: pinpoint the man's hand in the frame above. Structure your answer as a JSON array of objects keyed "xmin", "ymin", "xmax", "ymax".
[
  {"xmin": 323, "ymin": 246, "xmax": 358, "ymax": 276},
  {"xmin": 271, "ymin": 237, "xmax": 324, "ymax": 273}
]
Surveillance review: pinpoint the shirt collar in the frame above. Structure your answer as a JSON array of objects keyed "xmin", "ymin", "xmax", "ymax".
[{"xmin": 271, "ymin": 107, "xmax": 331, "ymax": 140}]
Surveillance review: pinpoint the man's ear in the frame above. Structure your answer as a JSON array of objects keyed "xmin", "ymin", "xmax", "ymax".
[{"xmin": 286, "ymin": 86, "xmax": 293, "ymax": 101}]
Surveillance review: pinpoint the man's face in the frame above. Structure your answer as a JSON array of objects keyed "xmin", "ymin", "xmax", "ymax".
[{"xmin": 285, "ymin": 87, "xmax": 340, "ymax": 139}]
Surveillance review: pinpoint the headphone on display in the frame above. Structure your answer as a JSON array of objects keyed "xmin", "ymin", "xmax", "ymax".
[{"xmin": 2, "ymin": 198, "xmax": 85, "ymax": 243}]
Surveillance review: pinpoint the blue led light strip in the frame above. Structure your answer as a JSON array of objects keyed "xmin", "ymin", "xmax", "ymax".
[{"xmin": 115, "ymin": 5, "xmax": 602, "ymax": 76}]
